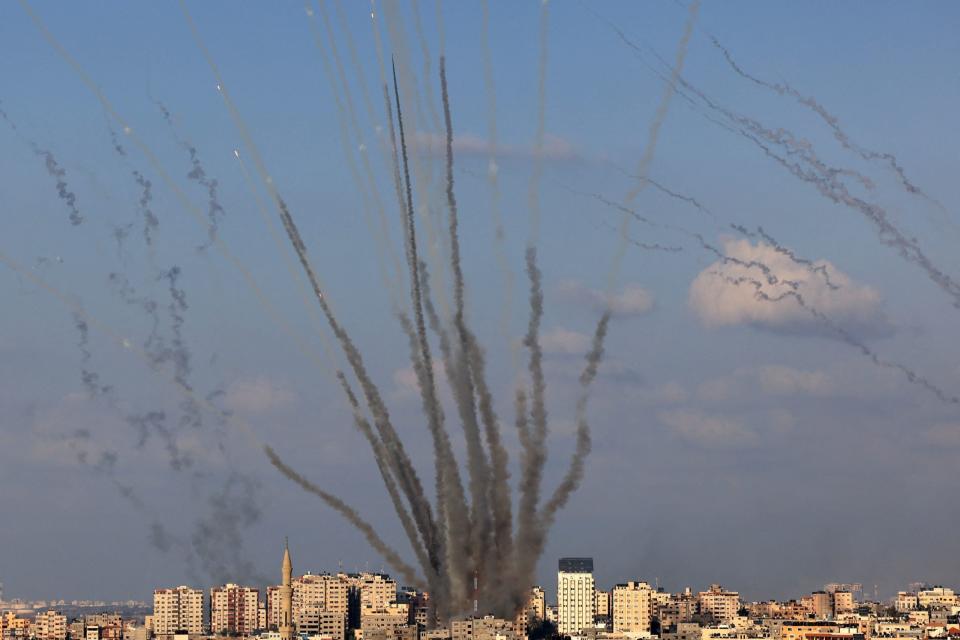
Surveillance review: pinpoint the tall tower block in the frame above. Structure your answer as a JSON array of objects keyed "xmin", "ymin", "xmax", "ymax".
[{"xmin": 280, "ymin": 540, "xmax": 294, "ymax": 640}]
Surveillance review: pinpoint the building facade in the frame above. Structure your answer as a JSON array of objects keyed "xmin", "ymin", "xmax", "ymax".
[
  {"xmin": 612, "ymin": 581, "xmax": 653, "ymax": 635},
  {"xmin": 153, "ymin": 586, "xmax": 204, "ymax": 636},
  {"xmin": 557, "ymin": 558, "xmax": 595, "ymax": 636},
  {"xmin": 210, "ymin": 584, "xmax": 260, "ymax": 636}
]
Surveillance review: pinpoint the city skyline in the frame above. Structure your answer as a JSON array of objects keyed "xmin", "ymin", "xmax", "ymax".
[{"xmin": 2, "ymin": 0, "xmax": 959, "ymax": 613}]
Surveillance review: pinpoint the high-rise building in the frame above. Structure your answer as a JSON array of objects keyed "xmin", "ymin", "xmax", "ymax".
[
  {"xmin": 697, "ymin": 585, "xmax": 739, "ymax": 624},
  {"xmin": 210, "ymin": 584, "xmax": 260, "ymax": 636},
  {"xmin": 557, "ymin": 557, "xmax": 595, "ymax": 636},
  {"xmin": 32, "ymin": 612, "xmax": 66, "ymax": 640},
  {"xmin": 612, "ymin": 582, "xmax": 652, "ymax": 635},
  {"xmin": 153, "ymin": 586, "xmax": 204, "ymax": 636}
]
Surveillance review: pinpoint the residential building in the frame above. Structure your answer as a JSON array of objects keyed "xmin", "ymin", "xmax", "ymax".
[
  {"xmin": 210, "ymin": 584, "xmax": 260, "ymax": 636},
  {"xmin": 153, "ymin": 586, "xmax": 204, "ymax": 636},
  {"xmin": 612, "ymin": 582, "xmax": 653, "ymax": 636},
  {"xmin": 558, "ymin": 558, "xmax": 596, "ymax": 636},
  {"xmin": 698, "ymin": 586, "xmax": 740, "ymax": 624},
  {"xmin": 32, "ymin": 612, "xmax": 66, "ymax": 640}
]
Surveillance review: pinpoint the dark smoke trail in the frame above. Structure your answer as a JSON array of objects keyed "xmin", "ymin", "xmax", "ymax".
[
  {"xmin": 392, "ymin": 56, "xmax": 473, "ymax": 600},
  {"xmin": 541, "ymin": 313, "xmax": 608, "ymax": 521},
  {"xmin": 710, "ymin": 36, "xmax": 945, "ymax": 209},
  {"xmin": 512, "ymin": 246, "xmax": 549, "ymax": 607},
  {"xmin": 716, "ymin": 272, "xmax": 960, "ymax": 405},
  {"xmin": 73, "ymin": 313, "xmax": 113, "ymax": 398},
  {"xmin": 264, "ymin": 444, "xmax": 424, "ymax": 587},
  {"xmin": 441, "ymin": 55, "xmax": 513, "ymax": 607},
  {"xmin": 156, "ymin": 102, "xmax": 226, "ymax": 251},
  {"xmin": 612, "ymin": 0, "xmax": 700, "ymax": 283},
  {"xmin": 746, "ymin": 225, "xmax": 839, "ymax": 290},
  {"xmin": 33, "ymin": 144, "xmax": 84, "ymax": 226},
  {"xmin": 336, "ymin": 369, "xmax": 436, "ymax": 583},
  {"xmin": 190, "ymin": 472, "xmax": 267, "ymax": 585},
  {"xmin": 0, "ymin": 102, "xmax": 83, "ymax": 225}
]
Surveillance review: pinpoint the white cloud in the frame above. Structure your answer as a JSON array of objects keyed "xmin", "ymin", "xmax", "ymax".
[
  {"xmin": 658, "ymin": 408, "xmax": 756, "ymax": 449},
  {"xmin": 411, "ymin": 131, "xmax": 577, "ymax": 161},
  {"xmin": 391, "ymin": 360, "xmax": 446, "ymax": 398},
  {"xmin": 224, "ymin": 377, "xmax": 295, "ymax": 414},
  {"xmin": 688, "ymin": 238, "xmax": 890, "ymax": 337},
  {"xmin": 541, "ymin": 327, "xmax": 591, "ymax": 355},
  {"xmin": 558, "ymin": 280, "xmax": 655, "ymax": 317},
  {"xmin": 922, "ymin": 423, "xmax": 960, "ymax": 447}
]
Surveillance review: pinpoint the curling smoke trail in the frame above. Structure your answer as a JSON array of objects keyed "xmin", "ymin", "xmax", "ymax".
[
  {"xmin": 480, "ymin": 0, "xmax": 517, "ymax": 370},
  {"xmin": 610, "ymin": 0, "xmax": 700, "ymax": 285},
  {"xmin": 710, "ymin": 35, "xmax": 947, "ymax": 212}
]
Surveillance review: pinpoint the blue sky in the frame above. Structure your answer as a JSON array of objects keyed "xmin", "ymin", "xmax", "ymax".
[{"xmin": 1, "ymin": 1, "xmax": 959, "ymax": 604}]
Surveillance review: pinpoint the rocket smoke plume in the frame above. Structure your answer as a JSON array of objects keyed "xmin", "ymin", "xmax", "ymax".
[
  {"xmin": 156, "ymin": 102, "xmax": 226, "ymax": 250},
  {"xmin": 0, "ymin": 101, "xmax": 83, "ymax": 225},
  {"xmin": 710, "ymin": 36, "xmax": 944, "ymax": 209},
  {"xmin": 173, "ymin": 9, "xmax": 610, "ymax": 612}
]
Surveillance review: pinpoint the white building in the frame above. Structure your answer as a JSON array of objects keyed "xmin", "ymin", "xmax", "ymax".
[{"xmin": 557, "ymin": 558, "xmax": 595, "ymax": 636}]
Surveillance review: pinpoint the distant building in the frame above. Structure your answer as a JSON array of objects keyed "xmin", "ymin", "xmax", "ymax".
[
  {"xmin": 210, "ymin": 584, "xmax": 259, "ymax": 636},
  {"xmin": 832, "ymin": 592, "xmax": 854, "ymax": 616},
  {"xmin": 612, "ymin": 582, "xmax": 652, "ymax": 636},
  {"xmin": 153, "ymin": 586, "xmax": 204, "ymax": 636},
  {"xmin": 32, "ymin": 612, "xmax": 66, "ymax": 640},
  {"xmin": 449, "ymin": 616, "xmax": 523, "ymax": 640},
  {"xmin": 698, "ymin": 586, "xmax": 739, "ymax": 624},
  {"xmin": 558, "ymin": 558, "xmax": 595, "ymax": 636},
  {"xmin": 895, "ymin": 592, "xmax": 919, "ymax": 613},
  {"xmin": 526, "ymin": 587, "xmax": 546, "ymax": 626},
  {"xmin": 811, "ymin": 592, "xmax": 832, "ymax": 620}
]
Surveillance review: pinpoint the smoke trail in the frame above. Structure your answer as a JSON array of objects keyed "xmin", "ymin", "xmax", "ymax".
[
  {"xmin": 604, "ymin": 23, "xmax": 960, "ymax": 311},
  {"xmin": 440, "ymin": 55, "xmax": 514, "ymax": 608},
  {"xmin": 190, "ymin": 472, "xmax": 266, "ymax": 585},
  {"xmin": 392, "ymin": 58, "xmax": 476, "ymax": 610},
  {"xmin": 710, "ymin": 36, "xmax": 945, "ymax": 209},
  {"xmin": 747, "ymin": 225, "xmax": 839, "ymax": 290},
  {"xmin": 33, "ymin": 144, "xmax": 84, "ymax": 225},
  {"xmin": 512, "ymin": 246, "xmax": 549, "ymax": 608},
  {"xmin": 0, "ymin": 102, "xmax": 84, "ymax": 226},
  {"xmin": 155, "ymin": 102, "xmax": 226, "ymax": 250},
  {"xmin": 611, "ymin": 0, "xmax": 700, "ymax": 285},
  {"xmin": 336, "ymin": 369, "xmax": 436, "ymax": 584},
  {"xmin": 527, "ymin": 1, "xmax": 550, "ymax": 241},
  {"xmin": 73, "ymin": 313, "xmax": 113, "ymax": 398},
  {"xmin": 717, "ymin": 272, "xmax": 960, "ymax": 405},
  {"xmin": 541, "ymin": 313, "xmax": 608, "ymax": 521},
  {"xmin": 480, "ymin": 0, "xmax": 518, "ymax": 376},
  {"xmin": 264, "ymin": 445, "xmax": 424, "ymax": 587}
]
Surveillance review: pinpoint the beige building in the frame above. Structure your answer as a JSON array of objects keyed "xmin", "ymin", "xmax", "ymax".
[
  {"xmin": 450, "ymin": 616, "xmax": 523, "ymax": 640},
  {"xmin": 153, "ymin": 586, "xmax": 204, "ymax": 636},
  {"xmin": 361, "ymin": 605, "xmax": 409, "ymax": 638},
  {"xmin": 296, "ymin": 607, "xmax": 345, "ymax": 640},
  {"xmin": 558, "ymin": 558, "xmax": 595, "ymax": 636},
  {"xmin": 294, "ymin": 574, "xmax": 350, "ymax": 619},
  {"xmin": 596, "ymin": 591, "xmax": 611, "ymax": 620},
  {"xmin": 210, "ymin": 584, "xmax": 260, "ymax": 635},
  {"xmin": 831, "ymin": 592, "xmax": 854, "ymax": 616},
  {"xmin": 526, "ymin": 587, "xmax": 546, "ymax": 624},
  {"xmin": 698, "ymin": 586, "xmax": 739, "ymax": 624},
  {"xmin": 895, "ymin": 593, "xmax": 918, "ymax": 613},
  {"xmin": 32, "ymin": 612, "xmax": 66, "ymax": 640},
  {"xmin": 612, "ymin": 582, "xmax": 652, "ymax": 636},
  {"xmin": 810, "ymin": 592, "xmax": 832, "ymax": 620},
  {"xmin": 918, "ymin": 588, "xmax": 956, "ymax": 609}
]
